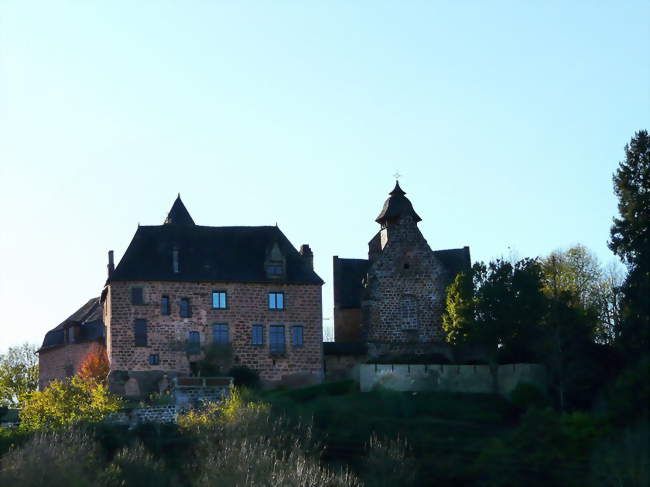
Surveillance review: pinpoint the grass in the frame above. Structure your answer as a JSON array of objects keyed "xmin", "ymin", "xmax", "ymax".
[{"xmin": 258, "ymin": 380, "xmax": 514, "ymax": 477}]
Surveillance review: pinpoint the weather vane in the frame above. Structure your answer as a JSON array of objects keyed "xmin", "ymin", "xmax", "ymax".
[{"xmin": 393, "ymin": 171, "xmax": 402, "ymax": 180}]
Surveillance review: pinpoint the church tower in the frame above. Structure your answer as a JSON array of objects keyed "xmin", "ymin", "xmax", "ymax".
[{"xmin": 361, "ymin": 182, "xmax": 459, "ymax": 360}]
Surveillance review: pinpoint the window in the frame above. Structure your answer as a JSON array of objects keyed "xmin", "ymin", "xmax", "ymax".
[
  {"xmin": 291, "ymin": 326, "xmax": 304, "ymax": 347},
  {"xmin": 131, "ymin": 287, "xmax": 144, "ymax": 305},
  {"xmin": 212, "ymin": 291, "xmax": 227, "ymax": 309},
  {"xmin": 172, "ymin": 248, "xmax": 180, "ymax": 273},
  {"xmin": 161, "ymin": 296, "xmax": 170, "ymax": 315},
  {"xmin": 266, "ymin": 263, "xmax": 284, "ymax": 276},
  {"xmin": 212, "ymin": 323, "xmax": 229, "ymax": 345},
  {"xmin": 188, "ymin": 331, "xmax": 201, "ymax": 354},
  {"xmin": 134, "ymin": 319, "xmax": 147, "ymax": 347},
  {"xmin": 268, "ymin": 292, "xmax": 284, "ymax": 310},
  {"xmin": 149, "ymin": 354, "xmax": 160, "ymax": 366},
  {"xmin": 180, "ymin": 298, "xmax": 191, "ymax": 318},
  {"xmin": 401, "ymin": 295, "xmax": 418, "ymax": 329},
  {"xmin": 269, "ymin": 325, "xmax": 285, "ymax": 354},
  {"xmin": 252, "ymin": 324, "xmax": 264, "ymax": 346},
  {"xmin": 67, "ymin": 327, "xmax": 75, "ymax": 344}
]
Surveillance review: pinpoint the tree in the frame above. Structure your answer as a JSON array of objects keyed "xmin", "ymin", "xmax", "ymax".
[
  {"xmin": 608, "ymin": 129, "xmax": 650, "ymax": 358},
  {"xmin": 0, "ymin": 343, "xmax": 39, "ymax": 407},
  {"xmin": 443, "ymin": 259, "xmax": 547, "ymax": 392},
  {"xmin": 541, "ymin": 245, "xmax": 627, "ymax": 346},
  {"xmin": 78, "ymin": 343, "xmax": 110, "ymax": 384},
  {"xmin": 19, "ymin": 376, "xmax": 122, "ymax": 432}
]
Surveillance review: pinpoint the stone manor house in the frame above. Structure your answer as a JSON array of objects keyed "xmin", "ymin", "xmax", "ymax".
[{"xmin": 38, "ymin": 183, "xmax": 471, "ymax": 394}]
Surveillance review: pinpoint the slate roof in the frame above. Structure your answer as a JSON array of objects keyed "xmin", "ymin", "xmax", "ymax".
[
  {"xmin": 110, "ymin": 198, "xmax": 323, "ymax": 284},
  {"xmin": 375, "ymin": 181, "xmax": 422, "ymax": 225},
  {"xmin": 40, "ymin": 297, "xmax": 105, "ymax": 351},
  {"xmin": 433, "ymin": 246, "xmax": 472, "ymax": 280},
  {"xmin": 333, "ymin": 257, "xmax": 370, "ymax": 308},
  {"xmin": 164, "ymin": 195, "xmax": 195, "ymax": 226},
  {"xmin": 333, "ymin": 247, "xmax": 471, "ymax": 310}
]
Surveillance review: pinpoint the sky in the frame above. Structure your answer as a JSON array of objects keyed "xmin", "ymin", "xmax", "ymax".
[{"xmin": 0, "ymin": 1, "xmax": 648, "ymax": 352}]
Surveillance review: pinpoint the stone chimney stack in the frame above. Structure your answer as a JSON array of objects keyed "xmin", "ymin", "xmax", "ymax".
[
  {"xmin": 300, "ymin": 244, "xmax": 314, "ymax": 270},
  {"xmin": 107, "ymin": 250, "xmax": 114, "ymax": 278}
]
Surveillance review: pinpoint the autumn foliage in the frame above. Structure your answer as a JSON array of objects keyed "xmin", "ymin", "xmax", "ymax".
[{"xmin": 78, "ymin": 343, "xmax": 110, "ymax": 384}]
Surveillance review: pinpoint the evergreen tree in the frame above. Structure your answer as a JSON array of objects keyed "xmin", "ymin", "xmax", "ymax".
[{"xmin": 608, "ymin": 130, "xmax": 650, "ymax": 359}]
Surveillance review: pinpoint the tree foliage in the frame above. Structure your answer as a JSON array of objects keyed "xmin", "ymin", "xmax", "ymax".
[
  {"xmin": 608, "ymin": 129, "xmax": 650, "ymax": 358},
  {"xmin": 443, "ymin": 259, "xmax": 546, "ymax": 391},
  {"xmin": 78, "ymin": 343, "xmax": 110, "ymax": 384},
  {"xmin": 0, "ymin": 343, "xmax": 39, "ymax": 407},
  {"xmin": 19, "ymin": 376, "xmax": 122, "ymax": 432}
]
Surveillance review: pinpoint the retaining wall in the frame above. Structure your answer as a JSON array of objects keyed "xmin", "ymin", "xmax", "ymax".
[{"xmin": 360, "ymin": 363, "xmax": 546, "ymax": 395}]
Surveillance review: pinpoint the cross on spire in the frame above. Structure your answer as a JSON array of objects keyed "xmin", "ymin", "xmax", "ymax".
[{"xmin": 393, "ymin": 171, "xmax": 402, "ymax": 180}]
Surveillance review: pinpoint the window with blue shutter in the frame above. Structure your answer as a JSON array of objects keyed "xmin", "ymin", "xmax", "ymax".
[
  {"xmin": 268, "ymin": 292, "xmax": 284, "ymax": 310},
  {"xmin": 212, "ymin": 291, "xmax": 227, "ymax": 309},
  {"xmin": 269, "ymin": 325, "xmax": 285, "ymax": 354},
  {"xmin": 188, "ymin": 331, "xmax": 201, "ymax": 354},
  {"xmin": 291, "ymin": 326, "xmax": 304, "ymax": 347},
  {"xmin": 180, "ymin": 298, "xmax": 191, "ymax": 318},
  {"xmin": 252, "ymin": 325, "xmax": 264, "ymax": 346},
  {"xmin": 212, "ymin": 323, "xmax": 229, "ymax": 345},
  {"xmin": 134, "ymin": 319, "xmax": 147, "ymax": 347}
]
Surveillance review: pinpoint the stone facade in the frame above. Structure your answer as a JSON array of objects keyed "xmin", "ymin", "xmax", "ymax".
[
  {"xmin": 363, "ymin": 214, "xmax": 450, "ymax": 349},
  {"xmin": 37, "ymin": 341, "xmax": 99, "ymax": 390},
  {"xmin": 105, "ymin": 280, "xmax": 322, "ymax": 393}
]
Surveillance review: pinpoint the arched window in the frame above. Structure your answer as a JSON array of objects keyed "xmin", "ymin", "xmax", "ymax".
[{"xmin": 401, "ymin": 295, "xmax": 418, "ymax": 329}]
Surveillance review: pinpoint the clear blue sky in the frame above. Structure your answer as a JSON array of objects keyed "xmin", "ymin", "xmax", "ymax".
[{"xmin": 0, "ymin": 1, "xmax": 648, "ymax": 351}]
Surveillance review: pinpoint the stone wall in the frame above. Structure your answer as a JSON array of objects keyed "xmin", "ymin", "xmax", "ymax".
[
  {"xmin": 324, "ymin": 353, "xmax": 365, "ymax": 381},
  {"xmin": 37, "ymin": 341, "xmax": 100, "ymax": 390},
  {"xmin": 106, "ymin": 280, "xmax": 323, "ymax": 394},
  {"xmin": 360, "ymin": 363, "xmax": 547, "ymax": 396}
]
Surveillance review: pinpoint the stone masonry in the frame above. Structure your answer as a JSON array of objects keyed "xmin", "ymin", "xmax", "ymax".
[{"xmin": 105, "ymin": 280, "xmax": 322, "ymax": 392}]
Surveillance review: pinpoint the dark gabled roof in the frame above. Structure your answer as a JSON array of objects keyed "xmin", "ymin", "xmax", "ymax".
[
  {"xmin": 375, "ymin": 181, "xmax": 422, "ymax": 225},
  {"xmin": 111, "ymin": 224, "xmax": 324, "ymax": 284},
  {"xmin": 40, "ymin": 298, "xmax": 105, "ymax": 351},
  {"xmin": 333, "ymin": 257, "xmax": 369, "ymax": 308},
  {"xmin": 433, "ymin": 246, "xmax": 472, "ymax": 280},
  {"xmin": 164, "ymin": 195, "xmax": 195, "ymax": 226}
]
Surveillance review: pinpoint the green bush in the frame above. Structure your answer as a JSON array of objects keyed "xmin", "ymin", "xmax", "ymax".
[
  {"xmin": 227, "ymin": 365, "xmax": 261, "ymax": 389},
  {"xmin": 510, "ymin": 382, "xmax": 548, "ymax": 413}
]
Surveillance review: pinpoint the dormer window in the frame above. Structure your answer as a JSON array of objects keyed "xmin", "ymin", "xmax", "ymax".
[
  {"xmin": 265, "ymin": 242, "xmax": 286, "ymax": 278},
  {"xmin": 172, "ymin": 248, "xmax": 180, "ymax": 274},
  {"xmin": 266, "ymin": 264, "xmax": 284, "ymax": 276}
]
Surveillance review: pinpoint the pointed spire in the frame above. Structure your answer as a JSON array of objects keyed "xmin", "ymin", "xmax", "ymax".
[
  {"xmin": 389, "ymin": 180, "xmax": 406, "ymax": 196},
  {"xmin": 164, "ymin": 195, "xmax": 195, "ymax": 226},
  {"xmin": 375, "ymin": 181, "xmax": 422, "ymax": 225}
]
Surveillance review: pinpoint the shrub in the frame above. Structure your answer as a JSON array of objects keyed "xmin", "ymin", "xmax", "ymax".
[
  {"xmin": 362, "ymin": 434, "xmax": 418, "ymax": 487},
  {"xmin": 19, "ymin": 376, "xmax": 123, "ymax": 432},
  {"xmin": 509, "ymin": 382, "xmax": 548, "ymax": 413},
  {"xmin": 228, "ymin": 365, "xmax": 261, "ymax": 389},
  {"xmin": 590, "ymin": 422, "xmax": 649, "ymax": 486},
  {"xmin": 78, "ymin": 343, "xmax": 110, "ymax": 384},
  {"xmin": 99, "ymin": 441, "xmax": 178, "ymax": 487},
  {"xmin": 0, "ymin": 427, "xmax": 100, "ymax": 486}
]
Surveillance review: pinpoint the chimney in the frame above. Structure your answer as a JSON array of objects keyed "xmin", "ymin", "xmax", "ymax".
[
  {"xmin": 300, "ymin": 244, "xmax": 313, "ymax": 270},
  {"xmin": 107, "ymin": 250, "xmax": 114, "ymax": 278}
]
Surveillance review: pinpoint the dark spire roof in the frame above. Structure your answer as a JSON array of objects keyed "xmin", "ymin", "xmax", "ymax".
[
  {"xmin": 164, "ymin": 195, "xmax": 195, "ymax": 226},
  {"xmin": 375, "ymin": 181, "xmax": 422, "ymax": 225}
]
